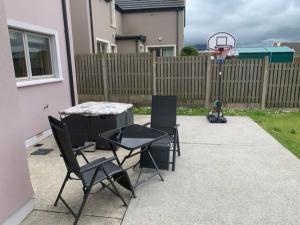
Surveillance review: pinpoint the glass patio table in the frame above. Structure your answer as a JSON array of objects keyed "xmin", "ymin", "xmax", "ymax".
[{"xmin": 100, "ymin": 124, "xmax": 167, "ymax": 189}]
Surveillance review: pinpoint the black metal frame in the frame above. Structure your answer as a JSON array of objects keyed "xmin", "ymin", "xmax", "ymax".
[
  {"xmin": 144, "ymin": 96, "xmax": 181, "ymax": 171},
  {"xmin": 108, "ymin": 142, "xmax": 164, "ymax": 189},
  {"xmin": 49, "ymin": 116, "xmax": 134, "ymax": 225},
  {"xmin": 100, "ymin": 125, "xmax": 167, "ymax": 191}
]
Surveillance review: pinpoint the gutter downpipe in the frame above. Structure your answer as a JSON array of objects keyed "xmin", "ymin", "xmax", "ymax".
[
  {"xmin": 62, "ymin": 0, "xmax": 76, "ymax": 106},
  {"xmin": 176, "ymin": 8, "xmax": 179, "ymax": 56},
  {"xmin": 89, "ymin": 0, "xmax": 95, "ymax": 53}
]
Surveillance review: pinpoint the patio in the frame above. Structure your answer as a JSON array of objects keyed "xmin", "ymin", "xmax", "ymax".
[{"xmin": 22, "ymin": 115, "xmax": 300, "ymax": 225}]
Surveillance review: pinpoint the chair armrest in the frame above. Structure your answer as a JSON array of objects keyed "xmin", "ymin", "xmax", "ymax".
[
  {"xmin": 143, "ymin": 122, "xmax": 151, "ymax": 127},
  {"xmin": 73, "ymin": 143, "xmax": 95, "ymax": 153},
  {"xmin": 80, "ymin": 156, "xmax": 117, "ymax": 173}
]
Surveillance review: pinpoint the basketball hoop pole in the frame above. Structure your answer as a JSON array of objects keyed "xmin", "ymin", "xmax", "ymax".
[{"xmin": 218, "ymin": 65, "xmax": 222, "ymax": 119}]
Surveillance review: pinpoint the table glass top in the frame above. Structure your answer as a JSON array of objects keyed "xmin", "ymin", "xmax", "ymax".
[{"xmin": 100, "ymin": 124, "xmax": 167, "ymax": 150}]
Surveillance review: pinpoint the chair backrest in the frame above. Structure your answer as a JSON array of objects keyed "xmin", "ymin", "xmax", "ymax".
[
  {"xmin": 150, "ymin": 96, "xmax": 177, "ymax": 130},
  {"xmin": 48, "ymin": 116, "xmax": 80, "ymax": 174}
]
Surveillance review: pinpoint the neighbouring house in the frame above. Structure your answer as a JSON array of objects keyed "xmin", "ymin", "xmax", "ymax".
[
  {"xmin": 274, "ymin": 41, "xmax": 300, "ymax": 52},
  {"xmin": 0, "ymin": 0, "xmax": 77, "ymax": 223},
  {"xmin": 70, "ymin": 0, "xmax": 185, "ymax": 56}
]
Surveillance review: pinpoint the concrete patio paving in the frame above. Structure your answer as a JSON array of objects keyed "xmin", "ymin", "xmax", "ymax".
[{"xmin": 22, "ymin": 116, "xmax": 300, "ymax": 225}]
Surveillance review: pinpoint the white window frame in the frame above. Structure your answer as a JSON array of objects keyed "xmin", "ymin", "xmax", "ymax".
[
  {"xmin": 110, "ymin": 43, "xmax": 117, "ymax": 53},
  {"xmin": 109, "ymin": 0, "xmax": 116, "ymax": 28},
  {"xmin": 7, "ymin": 19, "xmax": 63, "ymax": 88},
  {"xmin": 145, "ymin": 44, "xmax": 177, "ymax": 56},
  {"xmin": 95, "ymin": 38, "xmax": 111, "ymax": 53}
]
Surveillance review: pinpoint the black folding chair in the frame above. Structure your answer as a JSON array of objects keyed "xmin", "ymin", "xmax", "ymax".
[
  {"xmin": 142, "ymin": 96, "xmax": 180, "ymax": 171},
  {"xmin": 48, "ymin": 116, "xmax": 134, "ymax": 225}
]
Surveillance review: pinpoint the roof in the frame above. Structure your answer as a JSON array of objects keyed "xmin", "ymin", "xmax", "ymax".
[
  {"xmin": 116, "ymin": 0, "xmax": 185, "ymax": 12},
  {"xmin": 237, "ymin": 46, "xmax": 294, "ymax": 54}
]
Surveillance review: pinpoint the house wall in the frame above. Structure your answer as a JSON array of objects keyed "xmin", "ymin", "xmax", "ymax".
[
  {"xmin": 122, "ymin": 10, "xmax": 185, "ymax": 55},
  {"xmin": 116, "ymin": 10, "xmax": 123, "ymax": 35},
  {"xmin": 91, "ymin": 0, "xmax": 118, "ymax": 51},
  {"xmin": 116, "ymin": 39, "xmax": 137, "ymax": 53},
  {"xmin": 0, "ymin": 0, "xmax": 34, "ymax": 223},
  {"xmin": 5, "ymin": 0, "xmax": 76, "ymax": 142},
  {"xmin": 70, "ymin": 0, "xmax": 92, "ymax": 54}
]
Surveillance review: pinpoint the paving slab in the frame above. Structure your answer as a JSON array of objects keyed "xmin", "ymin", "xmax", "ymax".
[
  {"xmin": 121, "ymin": 116, "xmax": 300, "ymax": 225},
  {"xmin": 21, "ymin": 210, "xmax": 121, "ymax": 225}
]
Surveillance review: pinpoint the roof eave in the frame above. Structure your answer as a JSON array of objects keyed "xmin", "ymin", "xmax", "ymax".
[{"xmin": 116, "ymin": 6, "xmax": 185, "ymax": 13}]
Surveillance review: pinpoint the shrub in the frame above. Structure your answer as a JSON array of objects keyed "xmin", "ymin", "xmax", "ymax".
[{"xmin": 181, "ymin": 46, "xmax": 199, "ymax": 56}]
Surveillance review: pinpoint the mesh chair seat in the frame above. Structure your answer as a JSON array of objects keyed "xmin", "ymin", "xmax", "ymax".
[{"xmin": 80, "ymin": 158, "xmax": 123, "ymax": 186}]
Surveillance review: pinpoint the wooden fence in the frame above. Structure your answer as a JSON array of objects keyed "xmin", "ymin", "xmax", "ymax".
[{"xmin": 75, "ymin": 53, "xmax": 300, "ymax": 108}]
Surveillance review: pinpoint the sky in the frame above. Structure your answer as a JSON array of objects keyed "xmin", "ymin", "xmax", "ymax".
[{"xmin": 184, "ymin": 0, "xmax": 300, "ymax": 47}]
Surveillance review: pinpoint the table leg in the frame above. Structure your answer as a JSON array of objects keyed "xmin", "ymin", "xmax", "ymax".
[{"xmin": 147, "ymin": 150, "xmax": 164, "ymax": 182}]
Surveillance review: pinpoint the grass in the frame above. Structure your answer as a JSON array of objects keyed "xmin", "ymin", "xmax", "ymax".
[{"xmin": 134, "ymin": 107, "xmax": 300, "ymax": 158}]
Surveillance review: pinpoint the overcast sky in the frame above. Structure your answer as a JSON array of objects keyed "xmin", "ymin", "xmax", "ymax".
[{"xmin": 185, "ymin": 0, "xmax": 300, "ymax": 47}]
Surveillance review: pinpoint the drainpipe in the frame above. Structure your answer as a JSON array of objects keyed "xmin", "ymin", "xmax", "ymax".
[
  {"xmin": 176, "ymin": 8, "xmax": 179, "ymax": 56},
  {"xmin": 89, "ymin": 0, "xmax": 95, "ymax": 53},
  {"xmin": 62, "ymin": 0, "xmax": 76, "ymax": 106}
]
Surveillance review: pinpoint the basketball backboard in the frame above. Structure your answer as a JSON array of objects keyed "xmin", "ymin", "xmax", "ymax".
[{"xmin": 208, "ymin": 32, "xmax": 236, "ymax": 50}]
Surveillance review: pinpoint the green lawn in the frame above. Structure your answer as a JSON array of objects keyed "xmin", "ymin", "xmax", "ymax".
[{"xmin": 134, "ymin": 107, "xmax": 300, "ymax": 158}]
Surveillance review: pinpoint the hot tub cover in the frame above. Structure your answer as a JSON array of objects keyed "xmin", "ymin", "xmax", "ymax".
[{"xmin": 60, "ymin": 102, "xmax": 133, "ymax": 116}]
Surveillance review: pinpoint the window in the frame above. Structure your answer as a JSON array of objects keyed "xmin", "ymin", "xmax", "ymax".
[
  {"xmin": 96, "ymin": 39, "xmax": 109, "ymax": 53},
  {"xmin": 110, "ymin": 0, "xmax": 116, "ymax": 27},
  {"xmin": 9, "ymin": 29, "xmax": 54, "ymax": 79},
  {"xmin": 147, "ymin": 46, "xmax": 175, "ymax": 57}
]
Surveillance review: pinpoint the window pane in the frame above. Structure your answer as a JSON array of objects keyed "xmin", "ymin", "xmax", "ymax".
[
  {"xmin": 9, "ymin": 30, "xmax": 28, "ymax": 78},
  {"xmin": 162, "ymin": 47, "xmax": 174, "ymax": 56},
  {"xmin": 149, "ymin": 48, "xmax": 161, "ymax": 57},
  {"xmin": 27, "ymin": 34, "xmax": 52, "ymax": 76}
]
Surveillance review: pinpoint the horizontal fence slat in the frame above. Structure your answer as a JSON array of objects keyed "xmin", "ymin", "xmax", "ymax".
[{"xmin": 75, "ymin": 54, "xmax": 300, "ymax": 108}]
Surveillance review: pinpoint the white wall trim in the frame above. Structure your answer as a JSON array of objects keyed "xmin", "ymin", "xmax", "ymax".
[
  {"xmin": 25, "ymin": 129, "xmax": 52, "ymax": 148},
  {"xmin": 110, "ymin": 43, "xmax": 117, "ymax": 53},
  {"xmin": 2, "ymin": 199, "xmax": 33, "ymax": 225},
  {"xmin": 7, "ymin": 19, "xmax": 63, "ymax": 82},
  {"xmin": 95, "ymin": 38, "xmax": 111, "ymax": 53},
  {"xmin": 145, "ymin": 44, "xmax": 177, "ymax": 56},
  {"xmin": 17, "ymin": 78, "xmax": 64, "ymax": 88}
]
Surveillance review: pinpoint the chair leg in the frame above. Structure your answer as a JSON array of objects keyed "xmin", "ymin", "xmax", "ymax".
[
  {"xmin": 107, "ymin": 176, "xmax": 128, "ymax": 206},
  {"xmin": 74, "ymin": 166, "xmax": 100, "ymax": 225},
  {"xmin": 176, "ymin": 130, "xmax": 181, "ymax": 157},
  {"xmin": 172, "ymin": 136, "xmax": 176, "ymax": 172},
  {"xmin": 147, "ymin": 150, "xmax": 164, "ymax": 181},
  {"xmin": 54, "ymin": 172, "xmax": 70, "ymax": 206},
  {"xmin": 73, "ymin": 188, "xmax": 91, "ymax": 225}
]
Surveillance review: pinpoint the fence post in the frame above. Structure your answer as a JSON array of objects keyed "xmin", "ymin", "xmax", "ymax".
[
  {"xmin": 152, "ymin": 51, "xmax": 157, "ymax": 95},
  {"xmin": 101, "ymin": 54, "xmax": 109, "ymax": 101},
  {"xmin": 261, "ymin": 56, "xmax": 269, "ymax": 109},
  {"xmin": 205, "ymin": 55, "xmax": 212, "ymax": 108}
]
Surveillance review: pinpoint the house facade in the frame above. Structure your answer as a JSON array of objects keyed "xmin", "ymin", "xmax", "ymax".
[
  {"xmin": 0, "ymin": 0, "xmax": 77, "ymax": 223},
  {"xmin": 70, "ymin": 0, "xmax": 185, "ymax": 56}
]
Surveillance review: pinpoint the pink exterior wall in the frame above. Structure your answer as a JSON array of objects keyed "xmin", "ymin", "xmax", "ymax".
[
  {"xmin": 0, "ymin": 0, "xmax": 34, "ymax": 223},
  {"xmin": 5, "ymin": 0, "xmax": 77, "ymax": 140}
]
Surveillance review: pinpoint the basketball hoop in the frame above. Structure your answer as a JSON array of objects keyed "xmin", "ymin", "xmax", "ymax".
[
  {"xmin": 208, "ymin": 32, "xmax": 238, "ymax": 64},
  {"xmin": 206, "ymin": 32, "xmax": 238, "ymax": 123}
]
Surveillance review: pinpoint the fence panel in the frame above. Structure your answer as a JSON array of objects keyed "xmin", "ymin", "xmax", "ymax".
[{"xmin": 75, "ymin": 53, "xmax": 300, "ymax": 108}]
